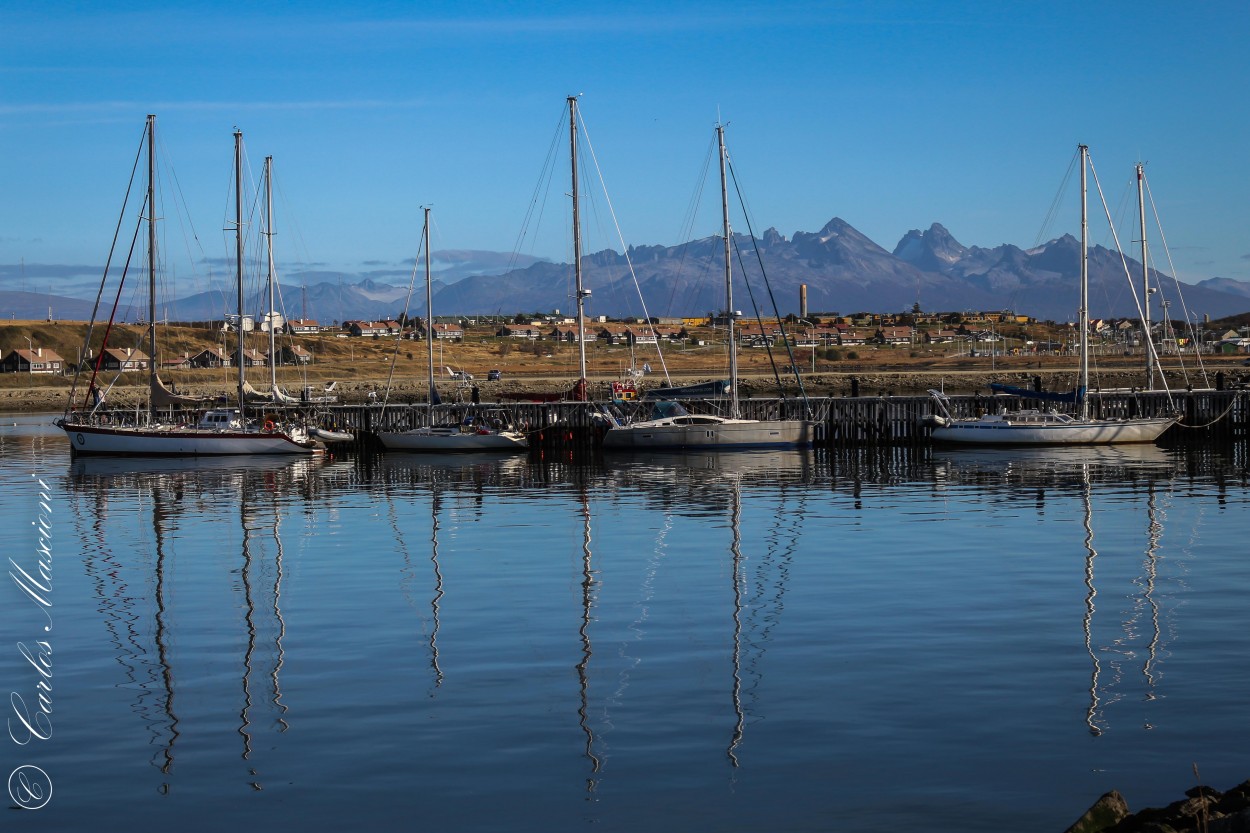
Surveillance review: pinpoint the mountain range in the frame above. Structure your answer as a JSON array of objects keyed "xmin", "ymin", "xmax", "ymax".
[{"xmin": 5, "ymin": 218, "xmax": 1249, "ymax": 325}]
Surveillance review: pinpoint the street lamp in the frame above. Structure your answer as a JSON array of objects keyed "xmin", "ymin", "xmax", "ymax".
[
  {"xmin": 1160, "ymin": 300, "xmax": 1172, "ymax": 355},
  {"xmin": 23, "ymin": 336, "xmax": 33, "ymax": 375},
  {"xmin": 797, "ymin": 318, "xmax": 817, "ymax": 372}
]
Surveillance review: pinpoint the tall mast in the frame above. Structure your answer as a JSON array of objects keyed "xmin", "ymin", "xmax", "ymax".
[
  {"xmin": 1079, "ymin": 144, "xmax": 1090, "ymax": 421},
  {"xmin": 423, "ymin": 207, "xmax": 436, "ymax": 404},
  {"xmin": 1137, "ymin": 163, "xmax": 1155, "ymax": 388},
  {"xmin": 264, "ymin": 156, "xmax": 277, "ymax": 393},
  {"xmin": 718, "ymin": 124, "xmax": 739, "ymax": 420},
  {"xmin": 234, "ymin": 129, "xmax": 246, "ymax": 412},
  {"xmin": 569, "ymin": 95, "xmax": 589, "ymax": 401},
  {"xmin": 146, "ymin": 114, "xmax": 158, "ymax": 413}
]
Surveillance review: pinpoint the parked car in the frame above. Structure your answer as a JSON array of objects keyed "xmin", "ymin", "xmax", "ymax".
[{"xmin": 487, "ymin": 369, "xmax": 502, "ymax": 381}]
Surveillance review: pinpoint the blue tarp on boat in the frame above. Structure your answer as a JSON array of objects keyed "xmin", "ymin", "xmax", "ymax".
[
  {"xmin": 989, "ymin": 382, "xmax": 1086, "ymax": 404},
  {"xmin": 643, "ymin": 380, "xmax": 731, "ymax": 400}
]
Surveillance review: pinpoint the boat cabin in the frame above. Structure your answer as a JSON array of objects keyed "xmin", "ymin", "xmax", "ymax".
[{"xmin": 196, "ymin": 409, "xmax": 243, "ymax": 431}]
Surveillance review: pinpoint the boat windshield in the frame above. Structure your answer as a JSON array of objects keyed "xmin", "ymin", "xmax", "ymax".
[
  {"xmin": 461, "ymin": 413, "xmax": 507, "ymax": 430},
  {"xmin": 650, "ymin": 401, "xmax": 690, "ymax": 419}
]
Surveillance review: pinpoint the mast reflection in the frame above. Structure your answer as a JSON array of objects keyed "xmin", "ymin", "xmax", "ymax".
[
  {"xmin": 576, "ymin": 479, "xmax": 601, "ymax": 790},
  {"xmin": 928, "ymin": 446, "xmax": 1181, "ymax": 735},
  {"xmin": 1080, "ymin": 464, "xmax": 1102, "ymax": 735},
  {"xmin": 727, "ymin": 474, "xmax": 744, "ymax": 766},
  {"xmin": 239, "ymin": 485, "xmax": 256, "ymax": 763},
  {"xmin": 237, "ymin": 468, "xmax": 301, "ymax": 789},
  {"xmin": 599, "ymin": 450, "xmax": 809, "ymax": 772},
  {"xmin": 66, "ymin": 457, "xmax": 314, "ymax": 792},
  {"xmin": 429, "ymin": 487, "xmax": 446, "ymax": 690},
  {"xmin": 384, "ymin": 463, "xmax": 464, "ymax": 694},
  {"xmin": 236, "ymin": 474, "xmax": 291, "ymax": 755},
  {"xmin": 1085, "ymin": 470, "xmax": 1170, "ymax": 734},
  {"xmin": 1141, "ymin": 485, "xmax": 1162, "ymax": 708},
  {"xmin": 150, "ymin": 482, "xmax": 181, "ymax": 779}
]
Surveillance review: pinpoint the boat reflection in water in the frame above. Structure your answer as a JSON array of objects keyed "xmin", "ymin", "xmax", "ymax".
[
  {"xmin": 928, "ymin": 444, "xmax": 1182, "ymax": 735},
  {"xmin": 65, "ymin": 455, "xmax": 321, "ymax": 791},
  {"xmin": 25, "ymin": 431, "xmax": 1247, "ymax": 831},
  {"xmin": 601, "ymin": 449, "xmax": 812, "ymax": 771}
]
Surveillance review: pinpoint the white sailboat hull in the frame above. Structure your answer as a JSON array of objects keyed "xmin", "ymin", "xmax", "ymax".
[
  {"xmin": 928, "ymin": 414, "xmax": 1178, "ymax": 445},
  {"xmin": 378, "ymin": 427, "xmax": 528, "ymax": 452},
  {"xmin": 61, "ymin": 422, "xmax": 320, "ymax": 456},
  {"xmin": 601, "ymin": 417, "xmax": 812, "ymax": 450}
]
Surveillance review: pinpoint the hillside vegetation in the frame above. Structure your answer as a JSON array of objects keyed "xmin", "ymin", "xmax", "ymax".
[{"xmin": 3, "ymin": 318, "xmax": 1248, "ymax": 412}]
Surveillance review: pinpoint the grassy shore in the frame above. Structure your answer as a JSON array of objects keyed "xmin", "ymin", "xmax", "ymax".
[{"xmin": 3, "ymin": 319, "xmax": 1246, "ymax": 413}]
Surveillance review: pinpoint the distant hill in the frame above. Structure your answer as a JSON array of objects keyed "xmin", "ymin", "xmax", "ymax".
[
  {"xmin": 4, "ymin": 219, "xmax": 1249, "ymax": 324},
  {"xmin": 1195, "ymin": 276, "xmax": 1250, "ymax": 299},
  {"xmin": 169, "ymin": 276, "xmax": 417, "ymax": 324},
  {"xmin": 0, "ymin": 291, "xmax": 100, "ymax": 322}
]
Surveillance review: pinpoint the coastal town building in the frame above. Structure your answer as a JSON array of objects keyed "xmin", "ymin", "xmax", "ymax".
[
  {"xmin": 190, "ymin": 347, "xmax": 231, "ymax": 368},
  {"xmin": 924, "ymin": 329, "xmax": 961, "ymax": 345},
  {"xmin": 345, "ymin": 320, "xmax": 402, "ymax": 337},
  {"xmin": 284, "ymin": 318, "xmax": 320, "ymax": 335},
  {"xmin": 2, "ymin": 347, "xmax": 65, "ymax": 374},
  {"xmin": 595, "ymin": 324, "xmax": 635, "ymax": 345},
  {"xmin": 101, "ymin": 347, "xmax": 150, "ymax": 372},
  {"xmin": 497, "ymin": 324, "xmax": 543, "ymax": 339},
  {"xmin": 548, "ymin": 325, "xmax": 586, "ymax": 343},
  {"xmin": 876, "ymin": 326, "xmax": 915, "ymax": 345},
  {"xmin": 279, "ymin": 345, "xmax": 313, "ymax": 365},
  {"xmin": 241, "ymin": 348, "xmax": 267, "ymax": 367},
  {"xmin": 428, "ymin": 322, "xmax": 464, "ymax": 340}
]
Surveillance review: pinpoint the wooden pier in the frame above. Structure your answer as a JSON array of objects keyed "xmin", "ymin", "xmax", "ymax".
[{"xmin": 296, "ymin": 386, "xmax": 1250, "ymax": 452}]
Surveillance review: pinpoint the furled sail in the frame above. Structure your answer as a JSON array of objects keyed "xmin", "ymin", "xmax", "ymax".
[
  {"xmin": 241, "ymin": 379, "xmax": 301, "ymax": 405},
  {"xmin": 151, "ymin": 374, "xmax": 209, "ymax": 408}
]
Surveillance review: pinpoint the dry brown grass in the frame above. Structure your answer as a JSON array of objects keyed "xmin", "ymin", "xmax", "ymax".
[{"xmin": 3, "ymin": 319, "xmax": 1247, "ymax": 410}]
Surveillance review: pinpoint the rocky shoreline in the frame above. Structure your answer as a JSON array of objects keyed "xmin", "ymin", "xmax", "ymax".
[{"xmin": 1064, "ymin": 779, "xmax": 1250, "ymax": 832}]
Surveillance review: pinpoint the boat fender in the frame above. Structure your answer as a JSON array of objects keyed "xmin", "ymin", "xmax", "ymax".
[{"xmin": 476, "ymin": 429, "xmax": 490, "ymax": 435}]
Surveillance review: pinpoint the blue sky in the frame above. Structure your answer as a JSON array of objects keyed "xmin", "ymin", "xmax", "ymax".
[{"xmin": 2, "ymin": 1, "xmax": 1247, "ymax": 302}]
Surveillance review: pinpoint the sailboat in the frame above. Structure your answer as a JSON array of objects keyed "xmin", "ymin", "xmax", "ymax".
[
  {"xmin": 599, "ymin": 124, "xmax": 813, "ymax": 450},
  {"xmin": 925, "ymin": 145, "xmax": 1180, "ymax": 446},
  {"xmin": 57, "ymin": 117, "xmax": 319, "ymax": 456},
  {"xmin": 250, "ymin": 156, "xmax": 348, "ymax": 443},
  {"xmin": 241, "ymin": 155, "xmax": 301, "ymax": 408},
  {"xmin": 376, "ymin": 208, "xmax": 528, "ymax": 452}
]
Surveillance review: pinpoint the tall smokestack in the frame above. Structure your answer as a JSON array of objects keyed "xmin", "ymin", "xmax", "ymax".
[{"xmin": 800, "ymin": 284, "xmax": 808, "ymax": 319}]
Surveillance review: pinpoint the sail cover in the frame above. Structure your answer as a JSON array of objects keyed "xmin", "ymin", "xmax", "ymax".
[
  {"xmin": 989, "ymin": 382, "xmax": 1085, "ymax": 404},
  {"xmin": 151, "ymin": 374, "xmax": 209, "ymax": 407}
]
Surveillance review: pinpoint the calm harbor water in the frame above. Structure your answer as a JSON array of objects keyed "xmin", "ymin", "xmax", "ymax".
[{"xmin": 3, "ymin": 413, "xmax": 1249, "ymax": 831}]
